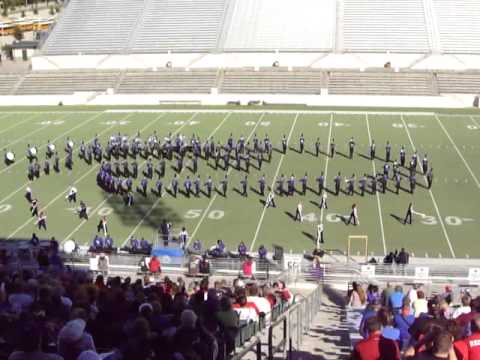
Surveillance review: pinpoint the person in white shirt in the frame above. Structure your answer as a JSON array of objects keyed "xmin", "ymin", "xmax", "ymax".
[
  {"xmin": 452, "ymin": 294, "xmax": 471, "ymax": 319},
  {"xmin": 295, "ymin": 202, "xmax": 303, "ymax": 222},
  {"xmin": 320, "ymin": 191, "xmax": 328, "ymax": 209},
  {"xmin": 412, "ymin": 290, "xmax": 429, "ymax": 317},
  {"xmin": 247, "ymin": 285, "xmax": 272, "ymax": 323},
  {"xmin": 407, "ymin": 285, "xmax": 418, "ymax": 305},
  {"xmin": 179, "ymin": 227, "xmax": 188, "ymax": 249},
  {"xmin": 66, "ymin": 186, "xmax": 78, "ymax": 203}
]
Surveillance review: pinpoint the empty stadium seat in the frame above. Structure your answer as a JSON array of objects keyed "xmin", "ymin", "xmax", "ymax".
[
  {"xmin": 432, "ymin": 0, "xmax": 480, "ymax": 54},
  {"xmin": 220, "ymin": 69, "xmax": 325, "ymax": 94},
  {"xmin": 342, "ymin": 0, "xmax": 431, "ymax": 53},
  {"xmin": 117, "ymin": 70, "xmax": 217, "ymax": 94},
  {"xmin": 16, "ymin": 71, "xmax": 120, "ymax": 95},
  {"xmin": 223, "ymin": 0, "xmax": 335, "ymax": 51},
  {"xmin": 436, "ymin": 73, "xmax": 480, "ymax": 94},
  {"xmin": 0, "ymin": 75, "xmax": 21, "ymax": 95},
  {"xmin": 42, "ymin": 0, "xmax": 145, "ymax": 55},
  {"xmin": 131, "ymin": 0, "xmax": 227, "ymax": 53},
  {"xmin": 328, "ymin": 71, "xmax": 435, "ymax": 96}
]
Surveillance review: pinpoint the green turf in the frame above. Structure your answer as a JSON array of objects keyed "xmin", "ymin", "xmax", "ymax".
[{"xmin": 0, "ymin": 109, "xmax": 479, "ymax": 259}]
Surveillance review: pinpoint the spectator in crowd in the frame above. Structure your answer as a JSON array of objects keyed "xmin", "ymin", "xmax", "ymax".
[
  {"xmin": 9, "ymin": 321, "xmax": 64, "ymax": 360},
  {"xmin": 351, "ymin": 316, "xmax": 400, "ymax": 360},
  {"xmin": 247, "ymin": 284, "xmax": 272, "ymax": 321},
  {"xmin": 394, "ymin": 302, "xmax": 415, "ymax": 350},
  {"xmin": 378, "ymin": 307, "xmax": 400, "ymax": 343},
  {"xmin": 148, "ymin": 256, "xmax": 161, "ymax": 275},
  {"xmin": 409, "ymin": 331, "xmax": 456, "ymax": 359},
  {"xmin": 57, "ymin": 318, "xmax": 96, "ymax": 360},
  {"xmin": 348, "ymin": 282, "xmax": 366, "ymax": 308},
  {"xmin": 454, "ymin": 313, "xmax": 480, "ymax": 359},
  {"xmin": 97, "ymin": 254, "xmax": 108, "ymax": 277},
  {"xmin": 396, "ymin": 248, "xmax": 409, "ymax": 265},
  {"xmin": 381, "ymin": 283, "xmax": 394, "ymax": 307},
  {"xmin": 452, "ymin": 295, "xmax": 471, "ymax": 319},
  {"xmin": 258, "ymin": 245, "xmax": 267, "ymax": 259},
  {"xmin": 389, "ymin": 285, "xmax": 404, "ymax": 313},
  {"xmin": 232, "ymin": 292, "xmax": 259, "ymax": 324},
  {"xmin": 367, "ymin": 284, "xmax": 380, "ymax": 305},
  {"xmin": 413, "ymin": 290, "xmax": 429, "ymax": 318}
]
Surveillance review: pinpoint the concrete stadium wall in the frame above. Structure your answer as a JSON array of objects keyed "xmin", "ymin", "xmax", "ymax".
[
  {"xmin": 31, "ymin": 53, "xmax": 480, "ymax": 71},
  {"xmin": 0, "ymin": 93, "xmax": 475, "ymax": 108}
]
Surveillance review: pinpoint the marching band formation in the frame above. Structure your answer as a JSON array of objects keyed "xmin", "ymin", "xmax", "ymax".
[{"xmin": 8, "ymin": 128, "xmax": 434, "ymax": 236}]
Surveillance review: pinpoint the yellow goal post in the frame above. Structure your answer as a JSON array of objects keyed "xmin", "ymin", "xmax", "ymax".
[{"xmin": 347, "ymin": 235, "xmax": 368, "ymax": 262}]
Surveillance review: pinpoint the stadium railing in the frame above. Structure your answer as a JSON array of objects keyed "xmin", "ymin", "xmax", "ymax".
[
  {"xmin": 230, "ymin": 285, "xmax": 322, "ymax": 360},
  {"xmin": 302, "ymin": 261, "xmax": 480, "ymax": 286}
]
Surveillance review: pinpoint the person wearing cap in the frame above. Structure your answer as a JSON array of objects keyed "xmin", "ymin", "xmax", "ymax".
[{"xmin": 57, "ymin": 318, "xmax": 95, "ymax": 360}]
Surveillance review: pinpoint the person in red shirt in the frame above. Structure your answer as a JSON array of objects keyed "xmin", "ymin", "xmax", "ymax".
[
  {"xmin": 149, "ymin": 256, "xmax": 161, "ymax": 274},
  {"xmin": 455, "ymin": 314, "xmax": 480, "ymax": 360},
  {"xmin": 351, "ymin": 316, "xmax": 400, "ymax": 360}
]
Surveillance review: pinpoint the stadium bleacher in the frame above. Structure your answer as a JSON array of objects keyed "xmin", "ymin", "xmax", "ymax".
[
  {"xmin": 42, "ymin": 0, "xmax": 144, "ymax": 55},
  {"xmin": 223, "ymin": 0, "xmax": 336, "ymax": 51},
  {"xmin": 0, "ymin": 75, "xmax": 21, "ymax": 95},
  {"xmin": 342, "ymin": 0, "xmax": 431, "ymax": 53},
  {"xmin": 433, "ymin": 0, "xmax": 480, "ymax": 54},
  {"xmin": 131, "ymin": 0, "xmax": 228, "ymax": 53},
  {"xmin": 328, "ymin": 71, "xmax": 435, "ymax": 96},
  {"xmin": 221, "ymin": 69, "xmax": 326, "ymax": 95},
  {"xmin": 16, "ymin": 71, "xmax": 120, "ymax": 95},
  {"xmin": 117, "ymin": 70, "xmax": 217, "ymax": 94},
  {"xmin": 3, "ymin": 69, "xmax": 479, "ymax": 96},
  {"xmin": 436, "ymin": 72, "xmax": 480, "ymax": 94}
]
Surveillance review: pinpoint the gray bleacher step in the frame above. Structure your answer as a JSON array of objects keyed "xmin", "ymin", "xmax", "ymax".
[{"xmin": 291, "ymin": 285, "xmax": 351, "ymax": 360}]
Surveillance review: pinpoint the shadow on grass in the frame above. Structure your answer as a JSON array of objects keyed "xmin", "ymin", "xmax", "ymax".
[{"xmin": 105, "ymin": 193, "xmax": 182, "ymax": 231}]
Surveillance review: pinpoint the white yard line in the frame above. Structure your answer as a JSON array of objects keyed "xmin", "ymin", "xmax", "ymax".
[
  {"xmin": 186, "ymin": 113, "xmax": 266, "ymax": 248},
  {"xmin": 3, "ymin": 123, "xmax": 50, "ymax": 148},
  {"xmin": 435, "ymin": 115, "xmax": 480, "ymax": 189},
  {"xmin": 470, "ymin": 116, "xmax": 480, "ymax": 128},
  {"xmin": 249, "ymin": 113, "xmax": 299, "ymax": 251},
  {"xmin": 7, "ymin": 112, "xmax": 152, "ymax": 240},
  {"xmin": 319, "ymin": 113, "xmax": 334, "ymax": 224},
  {"xmin": 400, "ymin": 115, "xmax": 455, "ymax": 258},
  {"xmin": 0, "ymin": 113, "xmax": 37, "ymax": 136},
  {"xmin": 60, "ymin": 113, "xmax": 172, "ymax": 245},
  {"xmin": 120, "ymin": 112, "xmax": 232, "ymax": 247},
  {"xmin": 365, "ymin": 114, "xmax": 387, "ymax": 256},
  {"xmin": 0, "ymin": 111, "xmax": 106, "ymax": 176}
]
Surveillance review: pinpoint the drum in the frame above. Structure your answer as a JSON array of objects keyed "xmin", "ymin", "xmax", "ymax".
[
  {"xmin": 67, "ymin": 140, "xmax": 74, "ymax": 149},
  {"xmin": 29, "ymin": 147, "xmax": 37, "ymax": 157},
  {"xmin": 47, "ymin": 143, "xmax": 56, "ymax": 153},
  {"xmin": 5, "ymin": 152, "xmax": 14, "ymax": 162},
  {"xmin": 63, "ymin": 240, "xmax": 76, "ymax": 254}
]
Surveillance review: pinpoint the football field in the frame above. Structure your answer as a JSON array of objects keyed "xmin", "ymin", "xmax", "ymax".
[{"xmin": 1, "ymin": 108, "xmax": 479, "ymax": 259}]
